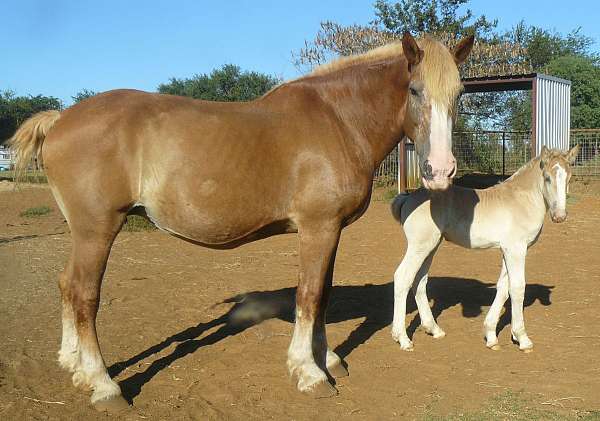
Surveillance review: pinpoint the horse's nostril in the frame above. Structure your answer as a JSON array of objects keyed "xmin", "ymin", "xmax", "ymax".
[{"xmin": 422, "ymin": 160, "xmax": 434, "ymax": 180}]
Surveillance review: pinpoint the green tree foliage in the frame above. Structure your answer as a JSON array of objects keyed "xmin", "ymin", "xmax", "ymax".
[
  {"xmin": 545, "ymin": 55, "xmax": 600, "ymax": 129},
  {"xmin": 506, "ymin": 22, "xmax": 597, "ymax": 70},
  {"xmin": 72, "ymin": 89, "xmax": 98, "ymax": 103},
  {"xmin": 0, "ymin": 90, "xmax": 62, "ymax": 143},
  {"xmin": 373, "ymin": 0, "xmax": 497, "ymax": 38},
  {"xmin": 157, "ymin": 64, "xmax": 280, "ymax": 101},
  {"xmin": 502, "ymin": 24, "xmax": 599, "ymax": 130}
]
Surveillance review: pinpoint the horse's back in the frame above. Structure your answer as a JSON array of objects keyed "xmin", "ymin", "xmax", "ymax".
[{"xmin": 42, "ymin": 88, "xmax": 368, "ymax": 246}]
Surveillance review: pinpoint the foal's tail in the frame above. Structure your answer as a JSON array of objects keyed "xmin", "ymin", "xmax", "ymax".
[
  {"xmin": 391, "ymin": 193, "xmax": 411, "ymax": 224},
  {"xmin": 8, "ymin": 110, "xmax": 61, "ymax": 182}
]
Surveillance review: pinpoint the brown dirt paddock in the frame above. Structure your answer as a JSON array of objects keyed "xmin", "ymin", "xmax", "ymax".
[{"xmin": 1, "ymin": 182, "xmax": 600, "ymax": 420}]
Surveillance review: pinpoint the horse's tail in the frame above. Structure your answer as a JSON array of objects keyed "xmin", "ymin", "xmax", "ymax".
[
  {"xmin": 8, "ymin": 110, "xmax": 61, "ymax": 182},
  {"xmin": 391, "ymin": 192, "xmax": 411, "ymax": 223}
]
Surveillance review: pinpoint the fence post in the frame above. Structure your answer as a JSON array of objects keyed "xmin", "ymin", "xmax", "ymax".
[
  {"xmin": 398, "ymin": 138, "xmax": 407, "ymax": 193},
  {"xmin": 502, "ymin": 131, "xmax": 506, "ymax": 177}
]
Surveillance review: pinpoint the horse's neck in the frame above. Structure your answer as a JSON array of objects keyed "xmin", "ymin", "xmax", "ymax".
[
  {"xmin": 498, "ymin": 158, "xmax": 546, "ymax": 211},
  {"xmin": 310, "ymin": 63, "xmax": 406, "ymax": 168}
]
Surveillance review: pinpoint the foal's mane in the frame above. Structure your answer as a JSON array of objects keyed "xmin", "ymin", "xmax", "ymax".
[{"xmin": 303, "ymin": 36, "xmax": 462, "ymax": 110}]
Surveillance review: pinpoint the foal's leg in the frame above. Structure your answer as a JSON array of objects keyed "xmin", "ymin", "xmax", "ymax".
[
  {"xmin": 288, "ymin": 222, "xmax": 341, "ymax": 397},
  {"xmin": 502, "ymin": 244, "xmax": 534, "ymax": 352},
  {"xmin": 391, "ymin": 246, "xmax": 431, "ymax": 351},
  {"xmin": 412, "ymin": 243, "xmax": 445, "ymax": 339},
  {"xmin": 483, "ymin": 257, "xmax": 509, "ymax": 350},
  {"xmin": 59, "ymin": 216, "xmax": 128, "ymax": 410}
]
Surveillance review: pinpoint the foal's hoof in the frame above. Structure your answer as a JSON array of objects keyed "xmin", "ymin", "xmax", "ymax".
[
  {"xmin": 327, "ymin": 362, "xmax": 349, "ymax": 378},
  {"xmin": 431, "ymin": 330, "xmax": 446, "ymax": 339},
  {"xmin": 303, "ymin": 381, "xmax": 338, "ymax": 398},
  {"xmin": 520, "ymin": 346, "xmax": 534, "ymax": 353},
  {"xmin": 93, "ymin": 395, "xmax": 130, "ymax": 413},
  {"xmin": 487, "ymin": 344, "xmax": 501, "ymax": 351}
]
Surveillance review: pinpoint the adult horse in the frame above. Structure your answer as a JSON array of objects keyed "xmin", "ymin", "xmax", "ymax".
[{"xmin": 10, "ymin": 32, "xmax": 473, "ymax": 410}]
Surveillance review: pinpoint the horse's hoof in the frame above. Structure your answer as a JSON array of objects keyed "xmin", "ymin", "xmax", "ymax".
[
  {"xmin": 71, "ymin": 372, "xmax": 92, "ymax": 391},
  {"xmin": 327, "ymin": 362, "xmax": 349, "ymax": 378},
  {"xmin": 92, "ymin": 395, "xmax": 130, "ymax": 413},
  {"xmin": 432, "ymin": 330, "xmax": 446, "ymax": 339},
  {"xmin": 488, "ymin": 344, "xmax": 501, "ymax": 351},
  {"xmin": 521, "ymin": 347, "xmax": 534, "ymax": 353},
  {"xmin": 303, "ymin": 380, "xmax": 338, "ymax": 398}
]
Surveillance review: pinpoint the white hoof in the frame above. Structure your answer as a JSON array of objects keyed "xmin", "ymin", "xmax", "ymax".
[
  {"xmin": 427, "ymin": 326, "xmax": 446, "ymax": 339},
  {"xmin": 72, "ymin": 371, "xmax": 92, "ymax": 391}
]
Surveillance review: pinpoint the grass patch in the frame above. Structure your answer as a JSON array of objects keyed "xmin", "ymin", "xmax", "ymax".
[
  {"xmin": 567, "ymin": 193, "xmax": 580, "ymax": 205},
  {"xmin": 122, "ymin": 215, "xmax": 157, "ymax": 232},
  {"xmin": 1, "ymin": 170, "xmax": 47, "ymax": 183},
  {"xmin": 422, "ymin": 390, "xmax": 599, "ymax": 421},
  {"xmin": 20, "ymin": 205, "xmax": 52, "ymax": 217}
]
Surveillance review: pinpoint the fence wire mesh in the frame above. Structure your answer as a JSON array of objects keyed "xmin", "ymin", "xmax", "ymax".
[{"xmin": 375, "ymin": 129, "xmax": 600, "ymax": 185}]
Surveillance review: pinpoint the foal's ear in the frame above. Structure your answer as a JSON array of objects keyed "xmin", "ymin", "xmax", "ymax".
[
  {"xmin": 453, "ymin": 34, "xmax": 475, "ymax": 65},
  {"xmin": 540, "ymin": 146, "xmax": 551, "ymax": 168},
  {"xmin": 566, "ymin": 144, "xmax": 580, "ymax": 165},
  {"xmin": 402, "ymin": 32, "xmax": 424, "ymax": 69}
]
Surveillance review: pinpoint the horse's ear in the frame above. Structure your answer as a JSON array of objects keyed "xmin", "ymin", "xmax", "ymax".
[
  {"xmin": 402, "ymin": 32, "xmax": 424, "ymax": 69},
  {"xmin": 566, "ymin": 144, "xmax": 580, "ymax": 164},
  {"xmin": 452, "ymin": 34, "xmax": 475, "ymax": 65},
  {"xmin": 540, "ymin": 146, "xmax": 551, "ymax": 168}
]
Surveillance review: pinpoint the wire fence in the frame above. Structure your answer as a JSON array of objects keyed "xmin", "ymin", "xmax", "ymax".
[{"xmin": 375, "ymin": 129, "xmax": 600, "ymax": 185}]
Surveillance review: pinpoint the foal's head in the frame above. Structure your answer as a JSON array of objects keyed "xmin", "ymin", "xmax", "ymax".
[
  {"xmin": 401, "ymin": 33, "xmax": 474, "ymax": 191},
  {"xmin": 540, "ymin": 145, "xmax": 580, "ymax": 223}
]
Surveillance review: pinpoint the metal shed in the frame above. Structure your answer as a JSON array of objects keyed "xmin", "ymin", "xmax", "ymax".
[{"xmin": 398, "ymin": 72, "xmax": 571, "ymax": 192}]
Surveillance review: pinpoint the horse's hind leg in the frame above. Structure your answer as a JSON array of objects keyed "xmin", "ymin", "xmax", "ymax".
[
  {"xmin": 483, "ymin": 257, "xmax": 509, "ymax": 350},
  {"xmin": 412, "ymin": 242, "xmax": 445, "ymax": 339},
  {"xmin": 58, "ymin": 214, "xmax": 128, "ymax": 411}
]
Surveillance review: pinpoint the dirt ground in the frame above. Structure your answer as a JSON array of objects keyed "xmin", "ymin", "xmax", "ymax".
[{"xmin": 1, "ymin": 182, "xmax": 600, "ymax": 420}]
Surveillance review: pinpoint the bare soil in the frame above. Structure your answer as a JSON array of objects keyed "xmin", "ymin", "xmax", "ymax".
[{"xmin": 1, "ymin": 183, "xmax": 600, "ymax": 420}]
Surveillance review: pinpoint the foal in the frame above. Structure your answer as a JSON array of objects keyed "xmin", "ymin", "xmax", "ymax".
[{"xmin": 390, "ymin": 145, "xmax": 580, "ymax": 352}]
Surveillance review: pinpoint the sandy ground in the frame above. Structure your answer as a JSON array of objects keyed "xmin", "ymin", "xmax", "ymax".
[{"xmin": 1, "ymin": 183, "xmax": 599, "ymax": 420}]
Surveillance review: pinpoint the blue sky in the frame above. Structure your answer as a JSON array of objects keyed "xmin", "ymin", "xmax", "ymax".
[{"xmin": 2, "ymin": 0, "xmax": 599, "ymax": 105}]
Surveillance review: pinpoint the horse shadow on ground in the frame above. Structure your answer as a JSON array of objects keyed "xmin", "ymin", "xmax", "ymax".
[{"xmin": 108, "ymin": 277, "xmax": 553, "ymax": 403}]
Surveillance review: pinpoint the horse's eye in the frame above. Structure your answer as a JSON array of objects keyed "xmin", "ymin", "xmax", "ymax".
[
  {"xmin": 545, "ymin": 176, "xmax": 551, "ymax": 183},
  {"xmin": 410, "ymin": 87, "xmax": 419, "ymax": 96}
]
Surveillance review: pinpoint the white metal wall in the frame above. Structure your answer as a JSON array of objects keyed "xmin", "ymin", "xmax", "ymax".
[{"xmin": 535, "ymin": 74, "xmax": 571, "ymax": 154}]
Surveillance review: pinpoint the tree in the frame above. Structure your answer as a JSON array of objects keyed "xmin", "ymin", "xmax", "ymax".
[
  {"xmin": 373, "ymin": 0, "xmax": 497, "ymax": 39},
  {"xmin": 0, "ymin": 90, "xmax": 62, "ymax": 143},
  {"xmin": 158, "ymin": 64, "xmax": 280, "ymax": 102},
  {"xmin": 545, "ymin": 55, "xmax": 600, "ymax": 129},
  {"xmin": 503, "ymin": 22, "xmax": 596, "ymax": 71},
  {"xmin": 72, "ymin": 89, "xmax": 98, "ymax": 103}
]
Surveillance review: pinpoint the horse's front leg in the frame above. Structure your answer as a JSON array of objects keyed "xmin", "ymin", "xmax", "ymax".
[
  {"xmin": 502, "ymin": 243, "xmax": 534, "ymax": 352},
  {"xmin": 287, "ymin": 221, "xmax": 341, "ymax": 397},
  {"xmin": 391, "ymin": 246, "xmax": 429, "ymax": 351}
]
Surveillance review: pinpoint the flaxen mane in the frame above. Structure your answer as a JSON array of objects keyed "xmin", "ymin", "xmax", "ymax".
[{"xmin": 308, "ymin": 36, "xmax": 462, "ymax": 110}]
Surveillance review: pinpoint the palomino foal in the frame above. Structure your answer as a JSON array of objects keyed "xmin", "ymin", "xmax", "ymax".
[
  {"xmin": 10, "ymin": 33, "xmax": 473, "ymax": 411},
  {"xmin": 391, "ymin": 145, "xmax": 580, "ymax": 352}
]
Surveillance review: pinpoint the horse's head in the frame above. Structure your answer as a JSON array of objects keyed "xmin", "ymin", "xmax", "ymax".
[
  {"xmin": 540, "ymin": 145, "xmax": 580, "ymax": 223},
  {"xmin": 401, "ymin": 33, "xmax": 474, "ymax": 191}
]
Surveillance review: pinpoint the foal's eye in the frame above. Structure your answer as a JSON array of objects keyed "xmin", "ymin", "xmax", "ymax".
[
  {"xmin": 545, "ymin": 176, "xmax": 551, "ymax": 183},
  {"xmin": 410, "ymin": 87, "xmax": 419, "ymax": 96}
]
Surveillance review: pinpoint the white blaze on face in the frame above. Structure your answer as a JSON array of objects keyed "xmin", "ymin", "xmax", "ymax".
[
  {"xmin": 554, "ymin": 163, "xmax": 568, "ymax": 210},
  {"xmin": 425, "ymin": 102, "xmax": 454, "ymax": 180}
]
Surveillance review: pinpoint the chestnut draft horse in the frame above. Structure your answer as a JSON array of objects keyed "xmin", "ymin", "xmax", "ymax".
[{"xmin": 10, "ymin": 32, "xmax": 473, "ymax": 411}]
